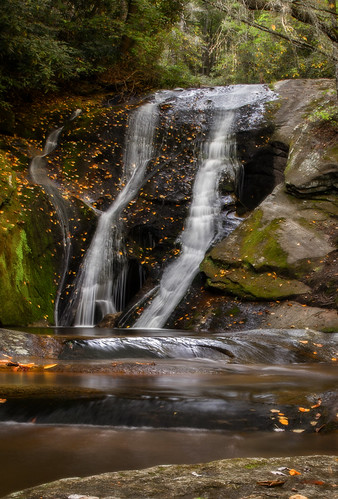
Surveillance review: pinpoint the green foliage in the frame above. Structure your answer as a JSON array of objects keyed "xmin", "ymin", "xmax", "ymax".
[
  {"xmin": 0, "ymin": 0, "xmax": 186, "ymax": 111},
  {"xmin": 209, "ymin": 10, "xmax": 334, "ymax": 84},
  {"xmin": 0, "ymin": 0, "xmax": 335, "ymax": 116},
  {"xmin": 308, "ymin": 104, "xmax": 338, "ymax": 126}
]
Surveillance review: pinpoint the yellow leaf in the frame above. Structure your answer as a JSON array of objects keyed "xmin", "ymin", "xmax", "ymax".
[
  {"xmin": 298, "ymin": 407, "xmax": 310, "ymax": 412},
  {"xmin": 43, "ymin": 364, "xmax": 57, "ymax": 370},
  {"xmin": 271, "ymin": 24, "xmax": 276, "ymax": 30}
]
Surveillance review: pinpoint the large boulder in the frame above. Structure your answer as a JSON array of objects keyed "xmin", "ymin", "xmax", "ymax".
[
  {"xmin": 4, "ymin": 455, "xmax": 337, "ymax": 498},
  {"xmin": 201, "ymin": 79, "xmax": 337, "ymax": 322}
]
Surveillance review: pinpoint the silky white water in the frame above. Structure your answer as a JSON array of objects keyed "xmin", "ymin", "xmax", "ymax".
[
  {"xmin": 30, "ymin": 127, "xmax": 72, "ymax": 325},
  {"xmin": 62, "ymin": 101, "xmax": 159, "ymax": 326},
  {"xmin": 134, "ymin": 85, "xmax": 271, "ymax": 328}
]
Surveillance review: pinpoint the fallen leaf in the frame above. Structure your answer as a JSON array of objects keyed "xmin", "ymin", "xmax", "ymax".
[
  {"xmin": 311, "ymin": 398, "xmax": 322, "ymax": 409},
  {"xmin": 289, "ymin": 469, "xmax": 301, "ymax": 476},
  {"xmin": 257, "ymin": 480, "xmax": 285, "ymax": 487},
  {"xmin": 300, "ymin": 480, "xmax": 324, "ymax": 485},
  {"xmin": 43, "ymin": 364, "xmax": 57, "ymax": 370},
  {"xmin": 0, "ymin": 399, "xmax": 7, "ymax": 403},
  {"xmin": 298, "ymin": 407, "xmax": 310, "ymax": 412}
]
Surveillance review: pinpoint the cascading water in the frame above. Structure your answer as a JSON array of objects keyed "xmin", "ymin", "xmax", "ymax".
[
  {"xmin": 134, "ymin": 85, "xmax": 274, "ymax": 328},
  {"xmin": 30, "ymin": 111, "xmax": 81, "ymax": 325},
  {"xmin": 61, "ymin": 101, "xmax": 159, "ymax": 327}
]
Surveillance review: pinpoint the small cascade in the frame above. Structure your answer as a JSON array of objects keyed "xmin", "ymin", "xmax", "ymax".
[
  {"xmin": 61, "ymin": 101, "xmax": 159, "ymax": 327},
  {"xmin": 134, "ymin": 86, "xmax": 262, "ymax": 329},
  {"xmin": 30, "ymin": 116, "xmax": 80, "ymax": 325}
]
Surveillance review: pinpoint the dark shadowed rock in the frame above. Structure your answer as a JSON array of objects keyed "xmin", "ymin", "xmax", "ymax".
[{"xmin": 97, "ymin": 313, "xmax": 122, "ymax": 328}]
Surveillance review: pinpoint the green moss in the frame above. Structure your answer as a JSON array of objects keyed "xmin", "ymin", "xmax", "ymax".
[
  {"xmin": 224, "ymin": 306, "xmax": 240, "ymax": 317},
  {"xmin": 0, "ymin": 150, "xmax": 59, "ymax": 325},
  {"xmin": 244, "ymin": 460, "xmax": 265, "ymax": 469},
  {"xmin": 203, "ymin": 257, "xmax": 310, "ymax": 300},
  {"xmin": 323, "ymin": 144, "xmax": 338, "ymax": 162},
  {"xmin": 240, "ymin": 210, "xmax": 288, "ymax": 271}
]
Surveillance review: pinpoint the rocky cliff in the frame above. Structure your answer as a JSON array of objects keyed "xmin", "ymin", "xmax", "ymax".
[
  {"xmin": 199, "ymin": 79, "xmax": 337, "ymax": 332},
  {"xmin": 0, "ymin": 80, "xmax": 336, "ymax": 329}
]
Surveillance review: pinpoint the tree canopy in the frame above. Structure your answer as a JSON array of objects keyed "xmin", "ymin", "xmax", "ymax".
[{"xmin": 0, "ymin": 0, "xmax": 336, "ymax": 116}]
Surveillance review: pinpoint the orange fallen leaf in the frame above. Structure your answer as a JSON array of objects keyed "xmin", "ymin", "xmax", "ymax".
[
  {"xmin": 298, "ymin": 407, "xmax": 310, "ymax": 412},
  {"xmin": 279, "ymin": 417, "xmax": 289, "ymax": 425},
  {"xmin": 289, "ymin": 469, "xmax": 301, "ymax": 476},
  {"xmin": 301, "ymin": 479, "xmax": 324, "ymax": 485},
  {"xmin": 43, "ymin": 364, "xmax": 57, "ymax": 370},
  {"xmin": 0, "ymin": 399, "xmax": 7, "ymax": 403}
]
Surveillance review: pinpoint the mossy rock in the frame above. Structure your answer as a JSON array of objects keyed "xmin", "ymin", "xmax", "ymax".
[
  {"xmin": 202, "ymin": 257, "xmax": 310, "ymax": 300},
  {"xmin": 0, "ymin": 147, "xmax": 61, "ymax": 325}
]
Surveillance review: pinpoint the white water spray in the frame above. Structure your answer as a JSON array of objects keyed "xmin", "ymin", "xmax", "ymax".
[{"xmin": 30, "ymin": 127, "xmax": 72, "ymax": 325}]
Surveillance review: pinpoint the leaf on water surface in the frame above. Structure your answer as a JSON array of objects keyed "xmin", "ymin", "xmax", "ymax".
[
  {"xmin": 43, "ymin": 363, "xmax": 57, "ymax": 369},
  {"xmin": 257, "ymin": 479, "xmax": 286, "ymax": 487}
]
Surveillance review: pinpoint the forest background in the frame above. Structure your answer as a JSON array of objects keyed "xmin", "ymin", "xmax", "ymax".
[{"xmin": 0, "ymin": 0, "xmax": 337, "ymax": 126}]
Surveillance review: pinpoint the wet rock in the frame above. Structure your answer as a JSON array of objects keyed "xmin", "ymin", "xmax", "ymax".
[
  {"xmin": 4, "ymin": 455, "xmax": 337, "ymax": 498},
  {"xmin": 97, "ymin": 313, "xmax": 122, "ymax": 328},
  {"xmin": 201, "ymin": 79, "xmax": 338, "ymax": 320},
  {"xmin": 0, "ymin": 329, "xmax": 63, "ymax": 359}
]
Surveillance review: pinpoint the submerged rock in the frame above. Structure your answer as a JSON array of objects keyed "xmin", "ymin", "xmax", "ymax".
[{"xmin": 4, "ymin": 455, "xmax": 337, "ymax": 498}]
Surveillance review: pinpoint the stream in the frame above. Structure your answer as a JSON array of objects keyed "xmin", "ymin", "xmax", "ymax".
[{"xmin": 0, "ymin": 327, "xmax": 337, "ymax": 497}]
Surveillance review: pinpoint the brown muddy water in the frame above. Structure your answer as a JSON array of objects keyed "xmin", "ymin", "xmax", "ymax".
[{"xmin": 0, "ymin": 327, "xmax": 337, "ymax": 497}]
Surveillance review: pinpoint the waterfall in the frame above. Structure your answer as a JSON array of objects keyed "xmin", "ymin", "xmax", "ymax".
[
  {"xmin": 134, "ymin": 85, "xmax": 272, "ymax": 328},
  {"xmin": 61, "ymin": 101, "xmax": 159, "ymax": 327},
  {"xmin": 30, "ymin": 121, "xmax": 79, "ymax": 326}
]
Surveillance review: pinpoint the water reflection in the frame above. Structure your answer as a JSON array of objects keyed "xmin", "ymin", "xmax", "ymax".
[{"xmin": 0, "ymin": 424, "xmax": 336, "ymax": 497}]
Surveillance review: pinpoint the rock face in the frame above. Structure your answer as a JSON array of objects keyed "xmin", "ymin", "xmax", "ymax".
[
  {"xmin": 201, "ymin": 79, "xmax": 337, "ymax": 330},
  {"xmin": 0, "ymin": 328, "xmax": 63, "ymax": 359},
  {"xmin": 0, "ymin": 80, "xmax": 336, "ymax": 328},
  {"xmin": 4, "ymin": 455, "xmax": 337, "ymax": 498}
]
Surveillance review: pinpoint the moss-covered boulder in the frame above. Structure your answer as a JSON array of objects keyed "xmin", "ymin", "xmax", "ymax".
[
  {"xmin": 0, "ymin": 145, "xmax": 61, "ymax": 326},
  {"xmin": 201, "ymin": 79, "xmax": 337, "ymax": 315}
]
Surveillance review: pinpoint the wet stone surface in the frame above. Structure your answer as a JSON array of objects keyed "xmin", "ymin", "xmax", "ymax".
[{"xmin": 4, "ymin": 455, "xmax": 337, "ymax": 499}]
